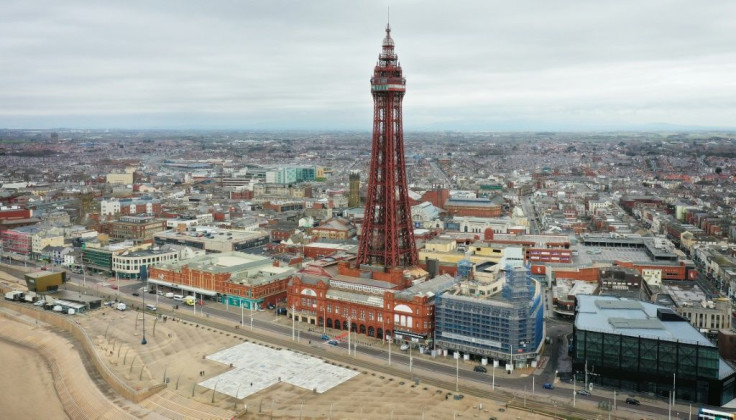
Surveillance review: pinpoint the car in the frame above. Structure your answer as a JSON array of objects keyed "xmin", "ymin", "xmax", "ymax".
[
  {"xmin": 543, "ymin": 383, "xmax": 554, "ymax": 390},
  {"xmin": 132, "ymin": 292, "xmax": 140, "ymax": 297},
  {"xmin": 576, "ymin": 390, "xmax": 590, "ymax": 396},
  {"xmin": 173, "ymin": 295, "xmax": 184, "ymax": 301},
  {"xmin": 110, "ymin": 284, "xmax": 118, "ymax": 290},
  {"xmin": 267, "ymin": 303, "xmax": 275, "ymax": 309},
  {"xmin": 321, "ymin": 334, "xmax": 331, "ymax": 340},
  {"xmin": 157, "ymin": 290, "xmax": 164, "ymax": 296},
  {"xmin": 41, "ymin": 266, "xmax": 48, "ymax": 271},
  {"xmin": 625, "ymin": 398, "xmax": 640, "ymax": 405},
  {"xmin": 148, "ymin": 288, "xmax": 156, "ymax": 294},
  {"xmin": 473, "ymin": 365, "xmax": 487, "ymax": 373},
  {"xmin": 327, "ymin": 340, "xmax": 338, "ymax": 346},
  {"xmin": 276, "ymin": 308, "xmax": 287, "ymax": 315},
  {"xmin": 400, "ymin": 344, "xmax": 409, "ymax": 351},
  {"xmin": 34, "ymin": 300, "xmax": 46, "ymax": 306},
  {"xmin": 145, "ymin": 304, "xmax": 157, "ymax": 311}
]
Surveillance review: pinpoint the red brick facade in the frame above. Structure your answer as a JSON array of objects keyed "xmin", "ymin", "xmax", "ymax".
[
  {"xmin": 287, "ymin": 273, "xmax": 435, "ymax": 341},
  {"xmin": 149, "ymin": 265, "xmax": 290, "ymax": 306}
]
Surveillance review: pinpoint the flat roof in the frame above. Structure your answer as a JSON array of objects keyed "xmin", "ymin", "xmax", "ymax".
[
  {"xmin": 155, "ymin": 228, "xmax": 267, "ymax": 244},
  {"xmin": 575, "ymin": 295, "xmax": 713, "ymax": 346},
  {"xmin": 157, "ymin": 251, "xmax": 270, "ymax": 273}
]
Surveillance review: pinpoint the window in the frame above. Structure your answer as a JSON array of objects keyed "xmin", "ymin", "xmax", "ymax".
[{"xmin": 327, "ymin": 304, "xmax": 332, "ymax": 313}]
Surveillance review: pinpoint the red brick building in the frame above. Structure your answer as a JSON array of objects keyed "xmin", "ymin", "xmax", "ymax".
[
  {"xmin": 230, "ymin": 190, "xmax": 254, "ymax": 200},
  {"xmin": 311, "ymin": 218, "xmax": 355, "ymax": 240},
  {"xmin": 444, "ymin": 197, "xmax": 502, "ymax": 217},
  {"xmin": 0, "ymin": 207, "xmax": 37, "ymax": 231},
  {"xmin": 287, "ymin": 263, "xmax": 452, "ymax": 342},
  {"xmin": 148, "ymin": 252, "xmax": 296, "ymax": 309}
]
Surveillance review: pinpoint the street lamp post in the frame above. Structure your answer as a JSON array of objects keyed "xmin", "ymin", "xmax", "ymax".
[
  {"xmin": 455, "ymin": 352, "xmax": 460, "ymax": 392},
  {"xmin": 250, "ymin": 304, "xmax": 253, "ymax": 331},
  {"xmin": 347, "ymin": 316, "xmax": 352, "ymax": 356},
  {"xmin": 409, "ymin": 344, "xmax": 413, "ymax": 374},
  {"xmin": 388, "ymin": 337, "xmax": 391, "ymax": 366},
  {"xmin": 292, "ymin": 305, "xmax": 296, "ymax": 341},
  {"xmin": 509, "ymin": 343, "xmax": 513, "ymax": 371},
  {"xmin": 241, "ymin": 301, "xmax": 244, "ymax": 326},
  {"xmin": 140, "ymin": 265, "xmax": 148, "ymax": 345}
]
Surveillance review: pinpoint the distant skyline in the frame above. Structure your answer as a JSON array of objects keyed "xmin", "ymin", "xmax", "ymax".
[{"xmin": 3, "ymin": 0, "xmax": 736, "ymax": 131}]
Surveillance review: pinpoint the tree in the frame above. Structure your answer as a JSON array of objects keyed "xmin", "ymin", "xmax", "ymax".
[{"xmin": 715, "ymin": 167, "xmax": 722, "ymax": 174}]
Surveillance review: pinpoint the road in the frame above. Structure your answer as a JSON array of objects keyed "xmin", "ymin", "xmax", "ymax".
[
  {"xmin": 428, "ymin": 159, "xmax": 453, "ymax": 188},
  {"xmin": 520, "ymin": 194, "xmax": 540, "ymax": 234}
]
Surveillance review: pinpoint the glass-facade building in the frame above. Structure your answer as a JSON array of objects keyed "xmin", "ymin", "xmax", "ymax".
[
  {"xmin": 573, "ymin": 295, "xmax": 736, "ymax": 406},
  {"xmin": 435, "ymin": 266, "xmax": 544, "ymax": 366}
]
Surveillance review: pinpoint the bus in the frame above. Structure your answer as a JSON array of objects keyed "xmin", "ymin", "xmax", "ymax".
[{"xmin": 698, "ymin": 407, "xmax": 736, "ymax": 420}]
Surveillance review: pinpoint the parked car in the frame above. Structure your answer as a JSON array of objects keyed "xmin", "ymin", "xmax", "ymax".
[
  {"xmin": 267, "ymin": 303, "xmax": 275, "ymax": 309},
  {"xmin": 543, "ymin": 383, "xmax": 554, "ymax": 390},
  {"xmin": 132, "ymin": 292, "xmax": 140, "ymax": 297},
  {"xmin": 145, "ymin": 304, "xmax": 157, "ymax": 311},
  {"xmin": 321, "ymin": 334, "xmax": 330, "ymax": 341},
  {"xmin": 400, "ymin": 344, "xmax": 409, "ymax": 351},
  {"xmin": 625, "ymin": 398, "xmax": 640, "ymax": 405},
  {"xmin": 327, "ymin": 340, "xmax": 338, "ymax": 346},
  {"xmin": 473, "ymin": 365, "xmax": 487, "ymax": 373},
  {"xmin": 576, "ymin": 390, "xmax": 590, "ymax": 396},
  {"xmin": 276, "ymin": 307, "xmax": 287, "ymax": 315}
]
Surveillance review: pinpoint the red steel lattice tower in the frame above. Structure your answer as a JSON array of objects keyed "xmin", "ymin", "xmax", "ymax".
[{"xmin": 356, "ymin": 23, "xmax": 418, "ymax": 269}]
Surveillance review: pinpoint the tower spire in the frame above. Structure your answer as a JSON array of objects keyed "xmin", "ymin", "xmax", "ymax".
[{"xmin": 356, "ymin": 23, "xmax": 417, "ymax": 271}]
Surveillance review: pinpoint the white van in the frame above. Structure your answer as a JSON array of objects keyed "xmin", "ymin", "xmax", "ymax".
[
  {"xmin": 173, "ymin": 294, "xmax": 184, "ymax": 301},
  {"xmin": 145, "ymin": 304, "xmax": 157, "ymax": 311},
  {"xmin": 165, "ymin": 292, "xmax": 174, "ymax": 298}
]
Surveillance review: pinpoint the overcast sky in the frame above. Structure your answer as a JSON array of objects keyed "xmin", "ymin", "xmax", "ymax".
[{"xmin": 3, "ymin": 0, "xmax": 736, "ymax": 131}]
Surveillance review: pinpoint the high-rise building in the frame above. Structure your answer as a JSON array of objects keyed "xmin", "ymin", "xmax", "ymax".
[
  {"xmin": 348, "ymin": 171, "xmax": 361, "ymax": 208},
  {"xmin": 356, "ymin": 23, "xmax": 418, "ymax": 269}
]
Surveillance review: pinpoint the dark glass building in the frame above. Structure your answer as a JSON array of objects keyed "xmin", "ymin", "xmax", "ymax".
[{"xmin": 573, "ymin": 295, "xmax": 736, "ymax": 406}]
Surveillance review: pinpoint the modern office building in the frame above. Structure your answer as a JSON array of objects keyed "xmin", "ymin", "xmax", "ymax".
[
  {"xmin": 434, "ymin": 266, "xmax": 545, "ymax": 368},
  {"xmin": 573, "ymin": 295, "xmax": 736, "ymax": 406}
]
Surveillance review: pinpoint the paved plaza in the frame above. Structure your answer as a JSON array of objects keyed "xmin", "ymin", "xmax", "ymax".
[{"xmin": 200, "ymin": 341, "xmax": 359, "ymax": 399}]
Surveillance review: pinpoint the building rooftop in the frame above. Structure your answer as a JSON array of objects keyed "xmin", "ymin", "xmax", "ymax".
[
  {"xmin": 157, "ymin": 251, "xmax": 270, "ymax": 273},
  {"xmin": 575, "ymin": 295, "xmax": 713, "ymax": 346},
  {"xmin": 395, "ymin": 273, "xmax": 457, "ymax": 301},
  {"xmin": 155, "ymin": 227, "xmax": 267, "ymax": 244}
]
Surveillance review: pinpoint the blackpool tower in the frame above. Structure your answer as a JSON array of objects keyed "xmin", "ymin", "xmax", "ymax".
[{"xmin": 355, "ymin": 23, "xmax": 418, "ymax": 269}]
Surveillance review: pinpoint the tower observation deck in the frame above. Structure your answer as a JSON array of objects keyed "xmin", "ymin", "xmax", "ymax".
[{"xmin": 356, "ymin": 23, "xmax": 418, "ymax": 269}]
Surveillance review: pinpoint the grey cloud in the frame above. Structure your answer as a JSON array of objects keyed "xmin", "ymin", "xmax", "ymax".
[{"xmin": 1, "ymin": 0, "xmax": 735, "ymax": 130}]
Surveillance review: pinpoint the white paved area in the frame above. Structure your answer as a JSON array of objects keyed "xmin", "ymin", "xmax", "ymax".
[{"xmin": 199, "ymin": 342, "xmax": 359, "ymax": 399}]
